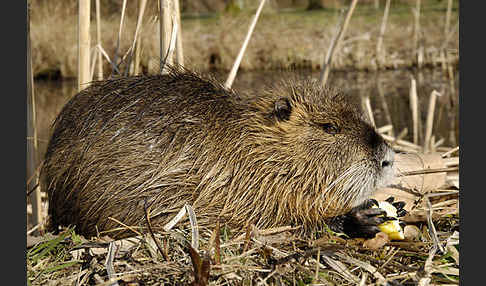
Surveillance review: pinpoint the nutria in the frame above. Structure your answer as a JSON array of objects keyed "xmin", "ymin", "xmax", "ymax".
[{"xmin": 40, "ymin": 66, "xmax": 397, "ymax": 239}]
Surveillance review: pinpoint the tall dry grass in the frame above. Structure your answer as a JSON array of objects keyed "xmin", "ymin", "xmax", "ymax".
[{"xmin": 30, "ymin": 1, "xmax": 459, "ymax": 78}]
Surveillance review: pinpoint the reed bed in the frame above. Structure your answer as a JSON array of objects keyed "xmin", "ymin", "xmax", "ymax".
[{"xmin": 29, "ymin": 1, "xmax": 459, "ymax": 79}]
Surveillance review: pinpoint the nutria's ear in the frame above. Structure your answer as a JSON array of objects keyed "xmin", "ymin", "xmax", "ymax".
[{"xmin": 274, "ymin": 97, "xmax": 292, "ymax": 121}]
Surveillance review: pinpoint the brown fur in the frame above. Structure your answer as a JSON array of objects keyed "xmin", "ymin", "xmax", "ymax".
[{"xmin": 41, "ymin": 67, "xmax": 394, "ymax": 238}]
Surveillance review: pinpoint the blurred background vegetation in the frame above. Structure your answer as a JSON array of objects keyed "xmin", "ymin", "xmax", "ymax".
[{"xmin": 29, "ymin": 0, "xmax": 458, "ymax": 79}]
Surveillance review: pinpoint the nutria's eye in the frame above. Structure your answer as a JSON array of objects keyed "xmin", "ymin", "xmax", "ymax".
[
  {"xmin": 274, "ymin": 97, "xmax": 292, "ymax": 121},
  {"xmin": 320, "ymin": 123, "xmax": 339, "ymax": 134}
]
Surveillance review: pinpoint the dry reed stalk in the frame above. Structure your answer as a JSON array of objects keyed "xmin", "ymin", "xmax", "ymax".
[
  {"xmin": 27, "ymin": 3, "xmax": 42, "ymax": 233},
  {"xmin": 185, "ymin": 204, "xmax": 199, "ymax": 251},
  {"xmin": 396, "ymin": 128, "xmax": 408, "ymax": 142},
  {"xmin": 377, "ymin": 124, "xmax": 393, "ymax": 135},
  {"xmin": 97, "ymin": 45, "xmax": 120, "ymax": 74},
  {"xmin": 440, "ymin": 21, "xmax": 458, "ymax": 53},
  {"xmin": 314, "ymin": 247, "xmax": 320, "ymax": 282},
  {"xmin": 432, "ymin": 137, "xmax": 445, "ymax": 150},
  {"xmin": 128, "ymin": 0, "xmax": 147, "ymax": 76},
  {"xmin": 363, "ymin": 96, "xmax": 375, "ymax": 128},
  {"xmin": 444, "ymin": 1, "xmax": 453, "ymax": 36},
  {"xmin": 424, "ymin": 90, "xmax": 440, "ymax": 152},
  {"xmin": 160, "ymin": 0, "xmax": 173, "ymax": 74},
  {"xmin": 439, "ymin": 49, "xmax": 447, "ymax": 72},
  {"xmin": 409, "ymin": 77, "xmax": 419, "ymax": 145},
  {"xmin": 441, "ymin": 146, "xmax": 459, "ymax": 158},
  {"xmin": 95, "ymin": 0, "xmax": 103, "ymax": 80},
  {"xmin": 377, "ymin": 75, "xmax": 394, "ymax": 136},
  {"xmin": 167, "ymin": 18, "xmax": 178, "ymax": 67},
  {"xmin": 376, "ymin": 0, "xmax": 391, "ymax": 66},
  {"xmin": 224, "ymin": 0, "xmax": 266, "ymax": 89},
  {"xmin": 89, "ymin": 46, "xmax": 98, "ymax": 81},
  {"xmin": 174, "ymin": 0, "xmax": 184, "ymax": 66},
  {"xmin": 113, "ymin": 0, "xmax": 127, "ymax": 75},
  {"xmin": 104, "ymin": 242, "xmax": 119, "ymax": 285},
  {"xmin": 413, "ymin": 0, "xmax": 422, "ymax": 68},
  {"xmin": 425, "ymin": 196, "xmax": 444, "ymax": 254},
  {"xmin": 382, "ymin": 134, "xmax": 421, "ymax": 151},
  {"xmin": 319, "ymin": 0, "xmax": 358, "ymax": 87},
  {"xmin": 77, "ymin": 0, "xmax": 91, "ymax": 91},
  {"xmin": 134, "ymin": 0, "xmax": 146, "ymax": 75}
]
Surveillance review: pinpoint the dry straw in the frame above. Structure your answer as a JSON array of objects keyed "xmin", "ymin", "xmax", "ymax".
[
  {"xmin": 424, "ymin": 90, "xmax": 440, "ymax": 152},
  {"xmin": 319, "ymin": 0, "xmax": 358, "ymax": 86},
  {"xmin": 27, "ymin": 2, "xmax": 42, "ymax": 233},
  {"xmin": 225, "ymin": 0, "xmax": 267, "ymax": 89},
  {"xmin": 113, "ymin": 0, "xmax": 127, "ymax": 75},
  {"xmin": 376, "ymin": 0, "xmax": 391, "ymax": 66},
  {"xmin": 409, "ymin": 76, "xmax": 419, "ymax": 145},
  {"xmin": 95, "ymin": 0, "xmax": 103, "ymax": 80},
  {"xmin": 77, "ymin": 0, "xmax": 90, "ymax": 91},
  {"xmin": 413, "ymin": 0, "xmax": 423, "ymax": 68},
  {"xmin": 160, "ymin": 0, "xmax": 173, "ymax": 73},
  {"xmin": 126, "ymin": 0, "xmax": 147, "ymax": 76},
  {"xmin": 174, "ymin": 0, "xmax": 184, "ymax": 66}
]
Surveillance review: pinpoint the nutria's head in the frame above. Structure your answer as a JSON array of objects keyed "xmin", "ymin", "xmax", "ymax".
[{"xmin": 234, "ymin": 79, "xmax": 395, "ymax": 228}]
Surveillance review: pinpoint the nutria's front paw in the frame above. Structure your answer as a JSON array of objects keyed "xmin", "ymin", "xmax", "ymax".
[
  {"xmin": 384, "ymin": 196, "xmax": 407, "ymax": 217},
  {"xmin": 341, "ymin": 199, "xmax": 396, "ymax": 238}
]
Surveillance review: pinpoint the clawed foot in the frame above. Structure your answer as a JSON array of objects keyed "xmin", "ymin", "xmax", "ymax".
[
  {"xmin": 384, "ymin": 196, "xmax": 407, "ymax": 218},
  {"xmin": 340, "ymin": 197, "xmax": 407, "ymax": 238}
]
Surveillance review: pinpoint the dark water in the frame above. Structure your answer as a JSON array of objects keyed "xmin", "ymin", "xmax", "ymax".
[{"xmin": 33, "ymin": 68, "xmax": 459, "ymax": 163}]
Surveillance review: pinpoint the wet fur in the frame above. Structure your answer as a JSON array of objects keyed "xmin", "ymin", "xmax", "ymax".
[{"xmin": 41, "ymin": 67, "xmax": 393, "ymax": 238}]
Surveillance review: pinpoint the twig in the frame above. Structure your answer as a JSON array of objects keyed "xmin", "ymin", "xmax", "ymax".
[
  {"xmin": 376, "ymin": 0, "xmax": 391, "ymax": 66},
  {"xmin": 163, "ymin": 205, "xmax": 187, "ymax": 231},
  {"xmin": 425, "ymin": 196, "xmax": 445, "ymax": 254},
  {"xmin": 185, "ymin": 204, "xmax": 199, "ymax": 251},
  {"xmin": 335, "ymin": 252, "xmax": 386, "ymax": 284},
  {"xmin": 413, "ymin": 0, "xmax": 422, "ymax": 68},
  {"xmin": 441, "ymin": 146, "xmax": 459, "ymax": 158},
  {"xmin": 319, "ymin": 0, "xmax": 358, "ymax": 86},
  {"xmin": 443, "ymin": 0, "xmax": 453, "ymax": 48},
  {"xmin": 424, "ymin": 90, "xmax": 440, "ymax": 152},
  {"xmin": 174, "ymin": 0, "xmax": 184, "ymax": 66},
  {"xmin": 78, "ymin": 0, "xmax": 91, "ymax": 91},
  {"xmin": 125, "ymin": 0, "xmax": 147, "ymax": 76},
  {"xmin": 112, "ymin": 0, "xmax": 127, "ymax": 76},
  {"xmin": 134, "ymin": 0, "xmax": 147, "ymax": 75},
  {"xmin": 417, "ymin": 244, "xmax": 437, "ymax": 286},
  {"xmin": 104, "ymin": 242, "xmax": 120, "ymax": 286},
  {"xmin": 97, "ymin": 44, "xmax": 121, "ymax": 75},
  {"xmin": 399, "ymin": 166, "xmax": 458, "ymax": 177},
  {"xmin": 224, "ymin": 0, "xmax": 266, "ymax": 89},
  {"xmin": 363, "ymin": 96, "xmax": 375, "ymax": 128},
  {"xmin": 166, "ymin": 17, "xmax": 178, "ymax": 69},
  {"xmin": 409, "ymin": 76, "xmax": 419, "ymax": 145},
  {"xmin": 95, "ymin": 0, "xmax": 103, "ymax": 80},
  {"xmin": 106, "ymin": 217, "xmax": 143, "ymax": 237},
  {"xmin": 159, "ymin": 0, "xmax": 173, "ymax": 74},
  {"xmin": 377, "ymin": 75, "xmax": 394, "ymax": 136},
  {"xmin": 143, "ymin": 200, "xmax": 170, "ymax": 261},
  {"xmin": 27, "ymin": 4, "xmax": 42, "ymax": 233}
]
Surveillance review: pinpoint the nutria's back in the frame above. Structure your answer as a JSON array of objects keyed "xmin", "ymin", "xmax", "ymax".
[{"xmin": 41, "ymin": 68, "xmax": 394, "ymax": 238}]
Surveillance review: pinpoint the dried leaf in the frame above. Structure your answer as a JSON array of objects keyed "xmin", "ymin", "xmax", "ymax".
[{"xmin": 363, "ymin": 232, "xmax": 390, "ymax": 250}]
